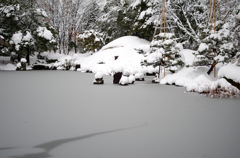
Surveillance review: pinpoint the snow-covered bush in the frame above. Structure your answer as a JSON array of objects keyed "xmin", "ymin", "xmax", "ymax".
[
  {"xmin": 78, "ymin": 30, "xmax": 104, "ymax": 53},
  {"xmin": 16, "ymin": 58, "xmax": 27, "ymax": 71},
  {"xmin": 53, "ymin": 56, "xmax": 76, "ymax": 71},
  {"xmin": 135, "ymin": 72, "xmax": 145, "ymax": 81},
  {"xmin": 35, "ymin": 25, "xmax": 57, "ymax": 54}
]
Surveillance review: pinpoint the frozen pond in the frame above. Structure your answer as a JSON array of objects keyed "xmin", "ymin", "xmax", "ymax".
[{"xmin": 0, "ymin": 71, "xmax": 239, "ymax": 158}]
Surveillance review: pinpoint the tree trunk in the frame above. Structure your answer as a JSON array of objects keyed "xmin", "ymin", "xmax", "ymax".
[
  {"xmin": 74, "ymin": 31, "xmax": 77, "ymax": 54},
  {"xmin": 207, "ymin": 60, "xmax": 216, "ymax": 75},
  {"xmin": 26, "ymin": 52, "xmax": 30, "ymax": 65},
  {"xmin": 18, "ymin": 54, "xmax": 21, "ymax": 62},
  {"xmin": 224, "ymin": 77, "xmax": 240, "ymax": 90}
]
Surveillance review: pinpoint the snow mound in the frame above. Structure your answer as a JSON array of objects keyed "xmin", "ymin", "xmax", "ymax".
[
  {"xmin": 101, "ymin": 36, "xmax": 150, "ymax": 51},
  {"xmin": 77, "ymin": 36, "xmax": 151, "ymax": 74},
  {"xmin": 218, "ymin": 64, "xmax": 240, "ymax": 83}
]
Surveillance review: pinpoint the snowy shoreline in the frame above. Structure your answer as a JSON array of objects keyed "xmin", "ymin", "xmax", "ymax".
[{"xmin": 1, "ymin": 36, "xmax": 239, "ymax": 98}]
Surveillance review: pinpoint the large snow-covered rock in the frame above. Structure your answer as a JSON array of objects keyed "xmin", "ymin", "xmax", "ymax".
[
  {"xmin": 101, "ymin": 36, "xmax": 150, "ymax": 51},
  {"xmin": 78, "ymin": 36, "xmax": 151, "ymax": 75}
]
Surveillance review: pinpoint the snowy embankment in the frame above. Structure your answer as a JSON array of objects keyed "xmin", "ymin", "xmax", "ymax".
[
  {"xmin": 161, "ymin": 49, "xmax": 240, "ymax": 97},
  {"xmin": 1, "ymin": 36, "xmax": 239, "ymax": 97},
  {"xmin": 161, "ymin": 67, "xmax": 240, "ymax": 98}
]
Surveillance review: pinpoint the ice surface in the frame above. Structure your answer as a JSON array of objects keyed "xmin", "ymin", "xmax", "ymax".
[{"xmin": 0, "ymin": 71, "xmax": 240, "ymax": 158}]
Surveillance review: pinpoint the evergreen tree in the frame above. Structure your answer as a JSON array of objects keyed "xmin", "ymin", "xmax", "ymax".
[
  {"xmin": 98, "ymin": 0, "xmax": 130, "ymax": 43},
  {"xmin": 77, "ymin": 30, "xmax": 104, "ymax": 53},
  {"xmin": 98, "ymin": 0, "xmax": 159, "ymax": 42},
  {"xmin": 0, "ymin": 0, "xmax": 56, "ymax": 64},
  {"xmin": 127, "ymin": 0, "xmax": 159, "ymax": 41},
  {"xmin": 167, "ymin": 0, "xmax": 208, "ymax": 49},
  {"xmin": 193, "ymin": 0, "xmax": 239, "ymax": 74},
  {"xmin": 194, "ymin": 22, "xmax": 238, "ymax": 74},
  {"xmin": 82, "ymin": 1, "xmax": 101, "ymax": 31},
  {"xmin": 143, "ymin": 33, "xmax": 184, "ymax": 73}
]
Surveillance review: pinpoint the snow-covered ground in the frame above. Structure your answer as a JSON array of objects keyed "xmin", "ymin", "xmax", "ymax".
[{"xmin": 0, "ymin": 71, "xmax": 239, "ymax": 158}]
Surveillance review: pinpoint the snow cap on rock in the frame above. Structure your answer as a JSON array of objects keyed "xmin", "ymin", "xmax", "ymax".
[{"xmin": 95, "ymin": 72, "xmax": 103, "ymax": 79}]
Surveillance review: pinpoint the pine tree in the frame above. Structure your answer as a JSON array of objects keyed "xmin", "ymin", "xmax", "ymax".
[
  {"xmin": 167, "ymin": 0, "xmax": 208, "ymax": 49},
  {"xmin": 194, "ymin": 0, "xmax": 239, "ymax": 75},
  {"xmin": 98, "ymin": 0, "xmax": 130, "ymax": 43},
  {"xmin": 144, "ymin": 33, "xmax": 184, "ymax": 73},
  {"xmin": 0, "ymin": 0, "xmax": 56, "ymax": 64},
  {"xmin": 126, "ymin": 0, "xmax": 159, "ymax": 41},
  {"xmin": 194, "ymin": 22, "xmax": 238, "ymax": 71},
  {"xmin": 77, "ymin": 30, "xmax": 104, "ymax": 53}
]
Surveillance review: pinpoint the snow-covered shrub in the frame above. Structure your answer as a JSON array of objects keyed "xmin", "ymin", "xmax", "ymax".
[
  {"xmin": 78, "ymin": 30, "xmax": 104, "ymax": 53},
  {"xmin": 35, "ymin": 26, "xmax": 57, "ymax": 53},
  {"xmin": 135, "ymin": 72, "xmax": 144, "ymax": 81},
  {"xmin": 53, "ymin": 57, "xmax": 76, "ymax": 70},
  {"xmin": 62, "ymin": 58, "xmax": 74, "ymax": 70},
  {"xmin": 10, "ymin": 30, "xmax": 34, "ymax": 52}
]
